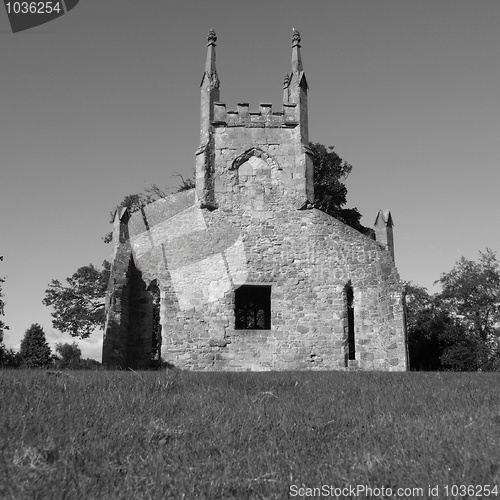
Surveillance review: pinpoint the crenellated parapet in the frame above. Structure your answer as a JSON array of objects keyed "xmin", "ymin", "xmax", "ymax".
[{"xmin": 212, "ymin": 102, "xmax": 299, "ymax": 128}]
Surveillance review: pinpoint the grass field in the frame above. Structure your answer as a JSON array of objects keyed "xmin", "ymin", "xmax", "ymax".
[{"xmin": 1, "ymin": 369, "xmax": 499, "ymax": 499}]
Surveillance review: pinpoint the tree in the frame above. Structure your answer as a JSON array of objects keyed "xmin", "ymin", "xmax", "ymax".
[
  {"xmin": 309, "ymin": 142, "xmax": 371, "ymax": 235},
  {"xmin": 406, "ymin": 249, "xmax": 500, "ymax": 372},
  {"xmin": 0, "ymin": 256, "xmax": 9, "ymax": 345},
  {"xmin": 405, "ymin": 283, "xmax": 446, "ymax": 370},
  {"xmin": 54, "ymin": 342, "xmax": 82, "ymax": 369},
  {"xmin": 405, "ymin": 281, "xmax": 488, "ymax": 371},
  {"xmin": 436, "ymin": 249, "xmax": 500, "ymax": 345},
  {"xmin": 20, "ymin": 324, "xmax": 53, "ymax": 368},
  {"xmin": 435, "ymin": 249, "xmax": 500, "ymax": 370},
  {"xmin": 43, "ymin": 261, "xmax": 110, "ymax": 339},
  {"xmin": 0, "ymin": 255, "xmax": 11, "ymax": 364}
]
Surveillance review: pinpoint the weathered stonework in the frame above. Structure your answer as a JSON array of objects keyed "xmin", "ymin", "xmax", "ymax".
[{"xmin": 102, "ymin": 30, "xmax": 408, "ymax": 371}]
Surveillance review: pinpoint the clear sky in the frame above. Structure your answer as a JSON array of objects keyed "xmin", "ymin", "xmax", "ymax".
[{"xmin": 1, "ymin": 0, "xmax": 499, "ymax": 361}]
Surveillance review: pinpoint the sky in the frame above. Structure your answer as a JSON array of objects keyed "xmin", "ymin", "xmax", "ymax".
[{"xmin": 1, "ymin": 0, "xmax": 499, "ymax": 361}]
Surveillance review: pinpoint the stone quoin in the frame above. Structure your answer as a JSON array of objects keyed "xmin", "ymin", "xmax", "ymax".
[{"xmin": 102, "ymin": 30, "xmax": 408, "ymax": 371}]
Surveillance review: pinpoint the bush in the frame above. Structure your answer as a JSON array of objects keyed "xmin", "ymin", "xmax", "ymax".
[
  {"xmin": 0, "ymin": 347, "xmax": 22, "ymax": 368},
  {"xmin": 54, "ymin": 342, "xmax": 82, "ymax": 369},
  {"xmin": 53, "ymin": 342, "xmax": 101, "ymax": 370}
]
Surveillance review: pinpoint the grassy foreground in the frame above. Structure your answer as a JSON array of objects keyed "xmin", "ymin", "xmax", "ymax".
[{"xmin": 0, "ymin": 370, "xmax": 499, "ymax": 499}]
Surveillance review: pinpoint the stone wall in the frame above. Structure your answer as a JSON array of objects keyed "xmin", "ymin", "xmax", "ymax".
[
  {"xmin": 104, "ymin": 195, "xmax": 407, "ymax": 371},
  {"xmin": 152, "ymin": 202, "xmax": 406, "ymax": 371},
  {"xmin": 212, "ymin": 119, "xmax": 313, "ymax": 212},
  {"xmin": 102, "ymin": 209, "xmax": 154, "ymax": 369}
]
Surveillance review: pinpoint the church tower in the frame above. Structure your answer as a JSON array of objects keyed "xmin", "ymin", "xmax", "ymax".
[{"xmin": 195, "ymin": 29, "xmax": 314, "ymax": 212}]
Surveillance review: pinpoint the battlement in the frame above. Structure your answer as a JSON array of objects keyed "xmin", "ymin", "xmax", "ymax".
[{"xmin": 213, "ymin": 102, "xmax": 299, "ymax": 128}]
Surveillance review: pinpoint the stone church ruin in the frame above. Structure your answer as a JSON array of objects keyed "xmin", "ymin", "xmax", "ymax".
[{"xmin": 102, "ymin": 30, "xmax": 408, "ymax": 371}]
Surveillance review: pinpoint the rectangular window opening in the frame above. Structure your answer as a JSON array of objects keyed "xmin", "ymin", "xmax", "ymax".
[
  {"xmin": 346, "ymin": 285, "xmax": 355, "ymax": 361},
  {"xmin": 235, "ymin": 285, "xmax": 271, "ymax": 330}
]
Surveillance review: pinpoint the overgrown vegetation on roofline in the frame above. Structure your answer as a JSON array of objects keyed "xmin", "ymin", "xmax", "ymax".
[{"xmin": 105, "ymin": 141, "xmax": 372, "ymax": 239}]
